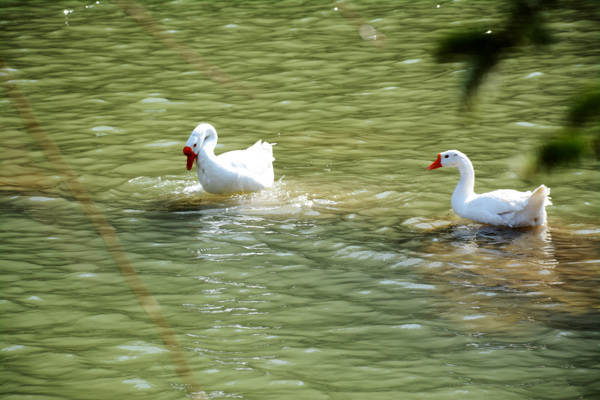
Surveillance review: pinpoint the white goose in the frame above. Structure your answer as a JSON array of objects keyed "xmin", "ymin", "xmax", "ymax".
[
  {"xmin": 427, "ymin": 150, "xmax": 551, "ymax": 227},
  {"xmin": 183, "ymin": 123, "xmax": 275, "ymax": 194}
]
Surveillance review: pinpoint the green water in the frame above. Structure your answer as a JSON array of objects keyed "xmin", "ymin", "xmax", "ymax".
[{"xmin": 1, "ymin": 1, "xmax": 599, "ymax": 399}]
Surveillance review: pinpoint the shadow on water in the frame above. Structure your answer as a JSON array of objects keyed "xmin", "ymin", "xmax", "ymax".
[{"xmin": 410, "ymin": 221, "xmax": 600, "ymax": 331}]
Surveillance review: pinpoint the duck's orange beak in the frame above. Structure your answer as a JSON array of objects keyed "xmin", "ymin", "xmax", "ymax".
[
  {"xmin": 183, "ymin": 146, "xmax": 197, "ymax": 171},
  {"xmin": 427, "ymin": 153, "xmax": 442, "ymax": 170}
]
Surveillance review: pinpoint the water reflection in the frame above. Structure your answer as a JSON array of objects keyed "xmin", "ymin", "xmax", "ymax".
[{"xmin": 413, "ymin": 221, "xmax": 600, "ymax": 333}]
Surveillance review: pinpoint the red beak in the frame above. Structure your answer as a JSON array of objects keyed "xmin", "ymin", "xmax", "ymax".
[
  {"xmin": 427, "ymin": 153, "xmax": 443, "ymax": 170},
  {"xmin": 183, "ymin": 146, "xmax": 197, "ymax": 171}
]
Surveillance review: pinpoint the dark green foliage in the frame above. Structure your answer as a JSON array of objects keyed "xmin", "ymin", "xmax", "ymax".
[
  {"xmin": 434, "ymin": 0, "xmax": 557, "ymax": 105},
  {"xmin": 567, "ymin": 87, "xmax": 600, "ymax": 127},
  {"xmin": 535, "ymin": 85, "xmax": 600, "ymax": 171},
  {"xmin": 434, "ymin": 0, "xmax": 599, "ymax": 171},
  {"xmin": 434, "ymin": 30, "xmax": 505, "ymax": 104},
  {"xmin": 523, "ymin": 18, "xmax": 555, "ymax": 46},
  {"xmin": 434, "ymin": 30, "xmax": 507, "ymax": 63},
  {"xmin": 537, "ymin": 131, "xmax": 589, "ymax": 170}
]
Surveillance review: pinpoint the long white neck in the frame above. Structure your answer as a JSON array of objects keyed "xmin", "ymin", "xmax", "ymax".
[
  {"xmin": 198, "ymin": 132, "xmax": 218, "ymax": 162},
  {"xmin": 451, "ymin": 156, "xmax": 476, "ymax": 208}
]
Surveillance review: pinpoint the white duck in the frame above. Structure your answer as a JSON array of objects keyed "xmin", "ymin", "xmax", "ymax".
[
  {"xmin": 427, "ymin": 150, "xmax": 551, "ymax": 227},
  {"xmin": 183, "ymin": 123, "xmax": 275, "ymax": 194}
]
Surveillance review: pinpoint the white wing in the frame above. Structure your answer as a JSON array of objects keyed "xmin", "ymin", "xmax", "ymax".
[
  {"xmin": 463, "ymin": 186, "xmax": 550, "ymax": 227},
  {"xmin": 470, "ymin": 189, "xmax": 531, "ymax": 216}
]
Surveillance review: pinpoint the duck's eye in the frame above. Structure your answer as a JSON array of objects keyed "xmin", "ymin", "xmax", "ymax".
[
  {"xmin": 444, "ymin": 154, "xmax": 449, "ymax": 158},
  {"xmin": 193, "ymin": 144, "xmax": 197, "ymax": 147}
]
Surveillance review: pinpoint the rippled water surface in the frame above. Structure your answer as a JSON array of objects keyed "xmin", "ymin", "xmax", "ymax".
[{"xmin": 1, "ymin": 1, "xmax": 599, "ymax": 399}]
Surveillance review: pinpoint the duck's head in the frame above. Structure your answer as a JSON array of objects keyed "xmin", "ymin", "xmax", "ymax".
[
  {"xmin": 427, "ymin": 150, "xmax": 467, "ymax": 170},
  {"xmin": 183, "ymin": 123, "xmax": 217, "ymax": 171}
]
